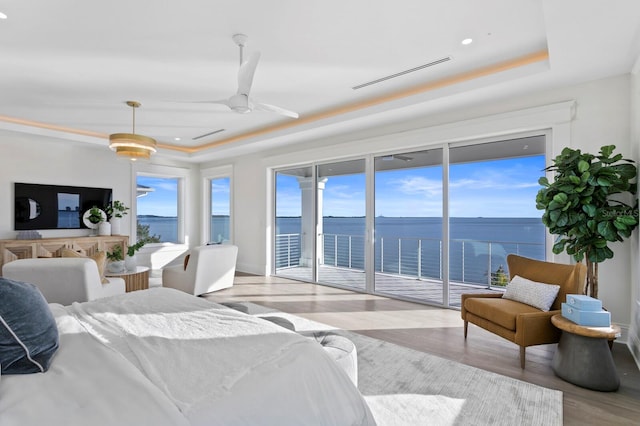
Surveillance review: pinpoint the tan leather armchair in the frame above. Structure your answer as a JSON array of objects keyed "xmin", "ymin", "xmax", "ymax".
[{"xmin": 461, "ymin": 254, "xmax": 586, "ymax": 368}]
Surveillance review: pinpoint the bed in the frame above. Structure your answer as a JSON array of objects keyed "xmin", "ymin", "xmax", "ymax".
[{"xmin": 0, "ymin": 285, "xmax": 375, "ymax": 425}]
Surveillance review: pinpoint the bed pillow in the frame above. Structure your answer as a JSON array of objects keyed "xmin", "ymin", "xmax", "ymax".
[
  {"xmin": 502, "ymin": 275, "xmax": 561, "ymax": 312},
  {"xmin": 61, "ymin": 248, "xmax": 109, "ymax": 284},
  {"xmin": 0, "ymin": 277, "xmax": 59, "ymax": 374}
]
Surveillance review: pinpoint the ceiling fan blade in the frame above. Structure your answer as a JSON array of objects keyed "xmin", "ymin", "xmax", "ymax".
[
  {"xmin": 254, "ymin": 102, "xmax": 299, "ymax": 119},
  {"xmin": 187, "ymin": 99, "xmax": 231, "ymax": 106},
  {"xmin": 237, "ymin": 51, "xmax": 261, "ymax": 95}
]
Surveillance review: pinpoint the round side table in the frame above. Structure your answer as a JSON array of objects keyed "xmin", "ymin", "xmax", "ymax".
[
  {"xmin": 551, "ymin": 314, "xmax": 621, "ymax": 391},
  {"xmin": 106, "ymin": 266, "xmax": 150, "ymax": 292}
]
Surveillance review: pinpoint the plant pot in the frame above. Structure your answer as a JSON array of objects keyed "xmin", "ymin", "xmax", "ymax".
[
  {"xmin": 107, "ymin": 260, "xmax": 125, "ymax": 273},
  {"xmin": 98, "ymin": 221, "xmax": 111, "ymax": 236},
  {"xmin": 125, "ymin": 254, "xmax": 137, "ymax": 271},
  {"xmin": 110, "ymin": 217, "xmax": 121, "ymax": 235}
]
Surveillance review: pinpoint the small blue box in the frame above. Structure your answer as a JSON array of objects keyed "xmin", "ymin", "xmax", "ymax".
[
  {"xmin": 562, "ymin": 303, "xmax": 611, "ymax": 327},
  {"xmin": 566, "ymin": 294, "xmax": 602, "ymax": 311}
]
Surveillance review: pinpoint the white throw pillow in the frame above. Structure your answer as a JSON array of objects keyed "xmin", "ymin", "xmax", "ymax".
[{"xmin": 502, "ymin": 275, "xmax": 561, "ymax": 311}]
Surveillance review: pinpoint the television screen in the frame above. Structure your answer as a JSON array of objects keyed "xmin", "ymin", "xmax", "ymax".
[{"xmin": 14, "ymin": 183, "xmax": 112, "ymax": 230}]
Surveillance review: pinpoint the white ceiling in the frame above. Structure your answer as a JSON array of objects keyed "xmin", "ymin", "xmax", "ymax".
[{"xmin": 1, "ymin": 1, "xmax": 639, "ymax": 163}]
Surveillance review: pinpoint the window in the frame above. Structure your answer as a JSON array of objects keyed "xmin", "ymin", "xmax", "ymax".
[
  {"xmin": 210, "ymin": 177, "xmax": 231, "ymax": 243},
  {"xmin": 136, "ymin": 175, "xmax": 179, "ymax": 244}
]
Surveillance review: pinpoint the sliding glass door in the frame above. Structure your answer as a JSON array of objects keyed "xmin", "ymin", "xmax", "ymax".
[
  {"xmin": 317, "ymin": 159, "xmax": 366, "ymax": 290},
  {"xmin": 374, "ymin": 149, "xmax": 444, "ymax": 304},
  {"xmin": 272, "ymin": 134, "xmax": 546, "ymax": 309},
  {"xmin": 447, "ymin": 136, "xmax": 546, "ymax": 306},
  {"xmin": 274, "ymin": 166, "xmax": 314, "ymax": 282}
]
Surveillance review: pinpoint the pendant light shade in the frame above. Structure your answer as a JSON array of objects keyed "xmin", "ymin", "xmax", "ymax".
[{"xmin": 109, "ymin": 101, "xmax": 157, "ymax": 161}]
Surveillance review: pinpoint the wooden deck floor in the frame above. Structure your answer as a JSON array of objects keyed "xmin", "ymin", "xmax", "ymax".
[{"xmin": 276, "ymin": 265, "xmax": 501, "ymax": 307}]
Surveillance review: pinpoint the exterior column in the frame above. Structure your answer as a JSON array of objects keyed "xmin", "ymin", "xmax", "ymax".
[{"xmin": 297, "ymin": 177, "xmax": 327, "ymax": 268}]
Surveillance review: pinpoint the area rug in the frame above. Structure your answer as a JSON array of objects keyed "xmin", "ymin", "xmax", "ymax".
[{"xmin": 221, "ymin": 301, "xmax": 563, "ymax": 426}]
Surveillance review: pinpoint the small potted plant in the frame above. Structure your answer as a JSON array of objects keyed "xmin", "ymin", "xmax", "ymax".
[
  {"xmin": 87, "ymin": 206, "xmax": 104, "ymax": 225},
  {"xmin": 105, "ymin": 200, "xmax": 129, "ymax": 235},
  {"xmin": 125, "ymin": 241, "xmax": 145, "ymax": 271},
  {"xmin": 106, "ymin": 245, "xmax": 125, "ymax": 273},
  {"xmin": 86, "ymin": 206, "xmax": 109, "ymax": 236}
]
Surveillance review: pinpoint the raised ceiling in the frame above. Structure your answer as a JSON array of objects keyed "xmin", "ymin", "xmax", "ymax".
[{"xmin": 0, "ymin": 1, "xmax": 639, "ymax": 162}]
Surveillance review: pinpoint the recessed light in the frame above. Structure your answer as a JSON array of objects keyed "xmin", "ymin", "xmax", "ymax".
[
  {"xmin": 461, "ymin": 38, "xmax": 473, "ymax": 45},
  {"xmin": 0, "ymin": 12, "xmax": 7, "ymax": 20},
  {"xmin": 174, "ymin": 137, "xmax": 181, "ymax": 141}
]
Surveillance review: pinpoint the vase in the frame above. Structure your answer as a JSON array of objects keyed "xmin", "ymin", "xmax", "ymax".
[
  {"xmin": 98, "ymin": 221, "xmax": 111, "ymax": 236},
  {"xmin": 125, "ymin": 254, "xmax": 137, "ymax": 271},
  {"xmin": 110, "ymin": 217, "xmax": 121, "ymax": 235},
  {"xmin": 107, "ymin": 260, "xmax": 125, "ymax": 273}
]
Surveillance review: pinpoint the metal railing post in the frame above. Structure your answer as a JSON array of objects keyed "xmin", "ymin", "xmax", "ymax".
[
  {"xmin": 418, "ymin": 239, "xmax": 422, "ymax": 278},
  {"xmin": 398, "ymin": 239, "xmax": 402, "ymax": 275},
  {"xmin": 487, "ymin": 242, "xmax": 492, "ymax": 289},
  {"xmin": 334, "ymin": 234, "xmax": 338, "ymax": 267},
  {"xmin": 461, "ymin": 241, "xmax": 465, "ymax": 283}
]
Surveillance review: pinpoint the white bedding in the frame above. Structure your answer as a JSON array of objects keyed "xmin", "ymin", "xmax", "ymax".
[{"xmin": 0, "ymin": 287, "xmax": 375, "ymax": 426}]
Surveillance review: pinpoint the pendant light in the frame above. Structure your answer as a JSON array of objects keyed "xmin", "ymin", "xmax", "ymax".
[{"xmin": 109, "ymin": 101, "xmax": 157, "ymax": 161}]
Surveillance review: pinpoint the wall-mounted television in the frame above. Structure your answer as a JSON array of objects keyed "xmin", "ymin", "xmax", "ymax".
[{"xmin": 14, "ymin": 183, "xmax": 112, "ymax": 231}]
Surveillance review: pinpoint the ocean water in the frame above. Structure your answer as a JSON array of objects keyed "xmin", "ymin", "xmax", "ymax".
[
  {"xmin": 277, "ymin": 216, "xmax": 545, "ymax": 285},
  {"xmin": 137, "ymin": 215, "xmax": 230, "ymax": 244},
  {"xmin": 138, "ymin": 215, "xmax": 545, "ymax": 285}
]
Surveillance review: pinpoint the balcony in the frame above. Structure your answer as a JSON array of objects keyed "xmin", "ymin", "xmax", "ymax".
[{"xmin": 275, "ymin": 233, "xmax": 544, "ymax": 307}]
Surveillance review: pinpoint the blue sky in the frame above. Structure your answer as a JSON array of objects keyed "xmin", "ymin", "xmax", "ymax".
[
  {"xmin": 137, "ymin": 176, "xmax": 178, "ymax": 216},
  {"xmin": 137, "ymin": 176, "xmax": 231, "ymax": 216},
  {"xmin": 137, "ymin": 155, "xmax": 544, "ymax": 218},
  {"xmin": 277, "ymin": 155, "xmax": 545, "ymax": 218}
]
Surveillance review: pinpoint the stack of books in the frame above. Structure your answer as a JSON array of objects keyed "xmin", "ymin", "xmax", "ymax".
[{"xmin": 561, "ymin": 294, "xmax": 611, "ymax": 327}]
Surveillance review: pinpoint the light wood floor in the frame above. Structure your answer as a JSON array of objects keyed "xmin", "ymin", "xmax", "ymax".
[{"xmin": 204, "ymin": 274, "xmax": 640, "ymax": 426}]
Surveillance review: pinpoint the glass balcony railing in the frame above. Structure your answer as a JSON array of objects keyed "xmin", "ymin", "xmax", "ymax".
[{"xmin": 275, "ymin": 233, "xmax": 544, "ymax": 289}]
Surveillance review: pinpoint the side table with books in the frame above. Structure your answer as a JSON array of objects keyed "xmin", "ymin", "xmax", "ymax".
[{"xmin": 550, "ymin": 314, "xmax": 621, "ymax": 391}]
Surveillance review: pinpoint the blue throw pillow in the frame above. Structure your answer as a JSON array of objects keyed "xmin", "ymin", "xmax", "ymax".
[{"xmin": 0, "ymin": 277, "xmax": 59, "ymax": 374}]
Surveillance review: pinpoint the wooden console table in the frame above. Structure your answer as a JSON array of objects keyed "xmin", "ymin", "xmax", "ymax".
[
  {"xmin": 0, "ymin": 235, "xmax": 128, "ymax": 275},
  {"xmin": 105, "ymin": 266, "xmax": 150, "ymax": 292}
]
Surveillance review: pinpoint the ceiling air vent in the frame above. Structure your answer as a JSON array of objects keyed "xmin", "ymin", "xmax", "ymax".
[
  {"xmin": 192, "ymin": 129, "xmax": 225, "ymax": 140},
  {"xmin": 352, "ymin": 56, "xmax": 452, "ymax": 90}
]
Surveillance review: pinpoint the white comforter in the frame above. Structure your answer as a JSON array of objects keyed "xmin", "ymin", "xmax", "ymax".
[{"xmin": 0, "ymin": 288, "xmax": 375, "ymax": 426}]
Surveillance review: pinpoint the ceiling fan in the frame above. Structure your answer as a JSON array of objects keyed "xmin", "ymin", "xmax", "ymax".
[{"xmin": 197, "ymin": 34, "xmax": 299, "ymax": 119}]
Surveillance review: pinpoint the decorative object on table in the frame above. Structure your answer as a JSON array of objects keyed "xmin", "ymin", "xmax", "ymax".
[
  {"xmin": 83, "ymin": 207, "xmax": 107, "ymax": 236},
  {"xmin": 16, "ymin": 230, "xmax": 42, "ymax": 240},
  {"xmin": 98, "ymin": 221, "xmax": 111, "ymax": 236},
  {"xmin": 105, "ymin": 200, "xmax": 129, "ymax": 235},
  {"xmin": 561, "ymin": 294, "xmax": 610, "ymax": 327},
  {"xmin": 536, "ymin": 145, "xmax": 638, "ymax": 298},
  {"xmin": 106, "ymin": 245, "xmax": 125, "ymax": 273},
  {"xmin": 125, "ymin": 241, "xmax": 145, "ymax": 271}
]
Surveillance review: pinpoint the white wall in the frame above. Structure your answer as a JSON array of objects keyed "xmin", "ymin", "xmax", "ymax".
[
  {"xmin": 0, "ymin": 131, "xmax": 199, "ymax": 276},
  {"xmin": 629, "ymin": 58, "xmax": 640, "ymax": 366},
  {"xmin": 0, "ymin": 131, "xmax": 133, "ymax": 239},
  {"xmin": 206, "ymin": 74, "xmax": 636, "ymax": 334}
]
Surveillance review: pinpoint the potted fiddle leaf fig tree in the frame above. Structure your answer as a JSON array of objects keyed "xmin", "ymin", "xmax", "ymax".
[{"xmin": 536, "ymin": 145, "xmax": 638, "ymax": 298}]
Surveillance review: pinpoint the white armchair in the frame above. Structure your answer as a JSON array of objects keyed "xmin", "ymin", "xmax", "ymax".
[
  {"xmin": 162, "ymin": 245, "xmax": 238, "ymax": 296},
  {"xmin": 2, "ymin": 258, "xmax": 126, "ymax": 305}
]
